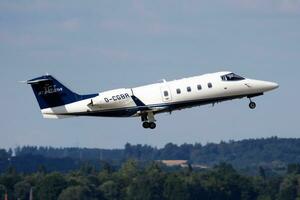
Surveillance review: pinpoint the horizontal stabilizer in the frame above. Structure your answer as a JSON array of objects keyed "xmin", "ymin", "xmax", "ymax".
[
  {"xmin": 42, "ymin": 113, "xmax": 73, "ymax": 119},
  {"xmin": 27, "ymin": 77, "xmax": 51, "ymax": 84}
]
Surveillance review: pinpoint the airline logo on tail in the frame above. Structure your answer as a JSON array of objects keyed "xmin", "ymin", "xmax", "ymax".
[{"xmin": 38, "ymin": 85, "xmax": 63, "ymax": 96}]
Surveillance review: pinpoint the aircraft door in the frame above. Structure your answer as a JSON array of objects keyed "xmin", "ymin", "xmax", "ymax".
[{"xmin": 160, "ymin": 85, "xmax": 172, "ymax": 102}]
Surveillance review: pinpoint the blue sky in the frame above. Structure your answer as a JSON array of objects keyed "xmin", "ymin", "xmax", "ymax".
[{"xmin": 0, "ymin": 0, "xmax": 299, "ymax": 149}]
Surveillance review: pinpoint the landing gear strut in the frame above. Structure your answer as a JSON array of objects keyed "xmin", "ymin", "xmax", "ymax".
[
  {"xmin": 248, "ymin": 99, "xmax": 256, "ymax": 109},
  {"xmin": 141, "ymin": 112, "xmax": 157, "ymax": 129}
]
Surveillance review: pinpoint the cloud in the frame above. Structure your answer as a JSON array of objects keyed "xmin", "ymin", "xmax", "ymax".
[
  {"xmin": 0, "ymin": 0, "xmax": 62, "ymax": 13},
  {"xmin": 228, "ymin": 0, "xmax": 300, "ymax": 14},
  {"xmin": 98, "ymin": 18, "xmax": 170, "ymax": 36},
  {"xmin": 0, "ymin": 29, "xmax": 58, "ymax": 49},
  {"xmin": 60, "ymin": 19, "xmax": 81, "ymax": 31},
  {"xmin": 132, "ymin": 0, "xmax": 155, "ymax": 18},
  {"xmin": 279, "ymin": 0, "xmax": 300, "ymax": 13}
]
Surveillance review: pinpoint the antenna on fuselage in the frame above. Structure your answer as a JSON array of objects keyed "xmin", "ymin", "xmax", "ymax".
[{"xmin": 158, "ymin": 79, "xmax": 167, "ymax": 83}]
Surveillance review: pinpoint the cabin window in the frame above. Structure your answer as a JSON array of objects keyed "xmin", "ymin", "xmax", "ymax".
[
  {"xmin": 164, "ymin": 91, "xmax": 169, "ymax": 97},
  {"xmin": 197, "ymin": 84, "xmax": 202, "ymax": 90},
  {"xmin": 187, "ymin": 87, "xmax": 191, "ymax": 92},
  {"xmin": 176, "ymin": 89, "xmax": 181, "ymax": 94},
  {"xmin": 208, "ymin": 83, "xmax": 213, "ymax": 88}
]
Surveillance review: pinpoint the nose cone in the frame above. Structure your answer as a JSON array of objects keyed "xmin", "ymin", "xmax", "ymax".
[
  {"xmin": 266, "ymin": 82, "xmax": 279, "ymax": 90},
  {"xmin": 260, "ymin": 81, "xmax": 279, "ymax": 92},
  {"xmin": 246, "ymin": 79, "xmax": 279, "ymax": 93}
]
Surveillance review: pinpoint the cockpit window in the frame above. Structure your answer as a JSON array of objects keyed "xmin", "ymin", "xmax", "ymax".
[{"xmin": 221, "ymin": 73, "xmax": 245, "ymax": 81}]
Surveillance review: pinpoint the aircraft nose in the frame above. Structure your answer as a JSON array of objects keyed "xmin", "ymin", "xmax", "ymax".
[
  {"xmin": 267, "ymin": 82, "xmax": 279, "ymax": 90},
  {"xmin": 261, "ymin": 81, "xmax": 279, "ymax": 91}
]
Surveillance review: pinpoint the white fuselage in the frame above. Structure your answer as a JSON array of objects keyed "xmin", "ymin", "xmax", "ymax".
[{"xmin": 40, "ymin": 71, "xmax": 278, "ymax": 120}]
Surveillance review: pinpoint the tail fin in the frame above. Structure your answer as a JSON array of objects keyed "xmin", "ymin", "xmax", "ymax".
[{"xmin": 27, "ymin": 75, "xmax": 96, "ymax": 110}]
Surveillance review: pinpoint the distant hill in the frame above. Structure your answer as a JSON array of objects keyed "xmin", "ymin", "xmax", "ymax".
[{"xmin": 1, "ymin": 137, "xmax": 300, "ymax": 174}]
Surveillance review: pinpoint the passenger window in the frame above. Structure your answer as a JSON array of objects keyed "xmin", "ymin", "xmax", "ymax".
[
  {"xmin": 176, "ymin": 89, "xmax": 181, "ymax": 94},
  {"xmin": 164, "ymin": 91, "xmax": 169, "ymax": 97},
  {"xmin": 197, "ymin": 84, "xmax": 202, "ymax": 90},
  {"xmin": 187, "ymin": 87, "xmax": 191, "ymax": 92},
  {"xmin": 208, "ymin": 83, "xmax": 212, "ymax": 88}
]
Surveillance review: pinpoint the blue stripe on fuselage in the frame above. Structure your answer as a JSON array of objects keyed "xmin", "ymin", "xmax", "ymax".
[{"xmin": 59, "ymin": 93, "xmax": 256, "ymax": 118}]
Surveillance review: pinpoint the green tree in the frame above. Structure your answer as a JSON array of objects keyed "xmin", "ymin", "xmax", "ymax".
[
  {"xmin": 287, "ymin": 164, "xmax": 300, "ymax": 174},
  {"xmin": 0, "ymin": 149, "xmax": 9, "ymax": 160},
  {"xmin": 253, "ymin": 176, "xmax": 282, "ymax": 200},
  {"xmin": 80, "ymin": 162, "xmax": 97, "ymax": 175},
  {"xmin": 0, "ymin": 166, "xmax": 21, "ymax": 197},
  {"xmin": 35, "ymin": 172, "xmax": 67, "ymax": 200},
  {"xmin": 119, "ymin": 160, "xmax": 139, "ymax": 179},
  {"xmin": 126, "ymin": 163, "xmax": 164, "ymax": 200},
  {"xmin": 14, "ymin": 180, "xmax": 31, "ymax": 200},
  {"xmin": 202, "ymin": 163, "xmax": 257, "ymax": 200},
  {"xmin": 0, "ymin": 185, "xmax": 6, "ymax": 200},
  {"xmin": 58, "ymin": 185, "xmax": 100, "ymax": 200},
  {"xmin": 259, "ymin": 166, "xmax": 266, "ymax": 180},
  {"xmin": 99, "ymin": 180, "xmax": 120, "ymax": 200},
  {"xmin": 278, "ymin": 175, "xmax": 299, "ymax": 200},
  {"xmin": 101, "ymin": 161, "xmax": 113, "ymax": 174},
  {"xmin": 163, "ymin": 174, "xmax": 186, "ymax": 200},
  {"xmin": 185, "ymin": 174, "xmax": 208, "ymax": 200},
  {"xmin": 37, "ymin": 164, "xmax": 47, "ymax": 174}
]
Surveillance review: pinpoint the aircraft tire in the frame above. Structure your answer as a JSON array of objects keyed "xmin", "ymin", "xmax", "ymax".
[
  {"xmin": 149, "ymin": 122, "xmax": 156, "ymax": 129},
  {"xmin": 142, "ymin": 122, "xmax": 150, "ymax": 129},
  {"xmin": 249, "ymin": 102, "xmax": 256, "ymax": 109}
]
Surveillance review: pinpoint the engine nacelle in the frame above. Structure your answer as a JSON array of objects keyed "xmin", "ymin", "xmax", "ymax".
[{"xmin": 90, "ymin": 88, "xmax": 133, "ymax": 108}]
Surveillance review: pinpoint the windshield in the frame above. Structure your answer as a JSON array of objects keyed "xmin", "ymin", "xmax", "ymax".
[{"xmin": 221, "ymin": 73, "xmax": 245, "ymax": 81}]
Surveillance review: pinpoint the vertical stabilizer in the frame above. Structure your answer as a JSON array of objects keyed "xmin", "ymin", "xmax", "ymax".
[{"xmin": 27, "ymin": 75, "xmax": 97, "ymax": 110}]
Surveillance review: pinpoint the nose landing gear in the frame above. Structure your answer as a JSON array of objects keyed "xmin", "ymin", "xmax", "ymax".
[
  {"xmin": 248, "ymin": 99, "xmax": 256, "ymax": 109},
  {"xmin": 141, "ymin": 112, "xmax": 157, "ymax": 129}
]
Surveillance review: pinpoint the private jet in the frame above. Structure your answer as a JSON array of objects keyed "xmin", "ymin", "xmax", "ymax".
[{"xmin": 27, "ymin": 71, "xmax": 279, "ymax": 129}]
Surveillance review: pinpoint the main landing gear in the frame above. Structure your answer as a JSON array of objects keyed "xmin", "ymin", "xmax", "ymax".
[
  {"xmin": 141, "ymin": 112, "xmax": 156, "ymax": 129},
  {"xmin": 142, "ymin": 121, "xmax": 156, "ymax": 129},
  {"xmin": 248, "ymin": 99, "xmax": 256, "ymax": 109}
]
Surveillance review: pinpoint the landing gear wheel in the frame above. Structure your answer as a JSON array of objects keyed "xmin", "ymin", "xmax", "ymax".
[
  {"xmin": 142, "ymin": 122, "xmax": 150, "ymax": 129},
  {"xmin": 141, "ymin": 112, "xmax": 157, "ymax": 129},
  {"xmin": 149, "ymin": 122, "xmax": 156, "ymax": 129},
  {"xmin": 249, "ymin": 102, "xmax": 256, "ymax": 109}
]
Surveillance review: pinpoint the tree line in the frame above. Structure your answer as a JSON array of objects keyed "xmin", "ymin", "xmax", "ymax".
[
  {"xmin": 1, "ymin": 160, "xmax": 300, "ymax": 200},
  {"xmin": 1, "ymin": 137, "xmax": 300, "ymax": 174}
]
